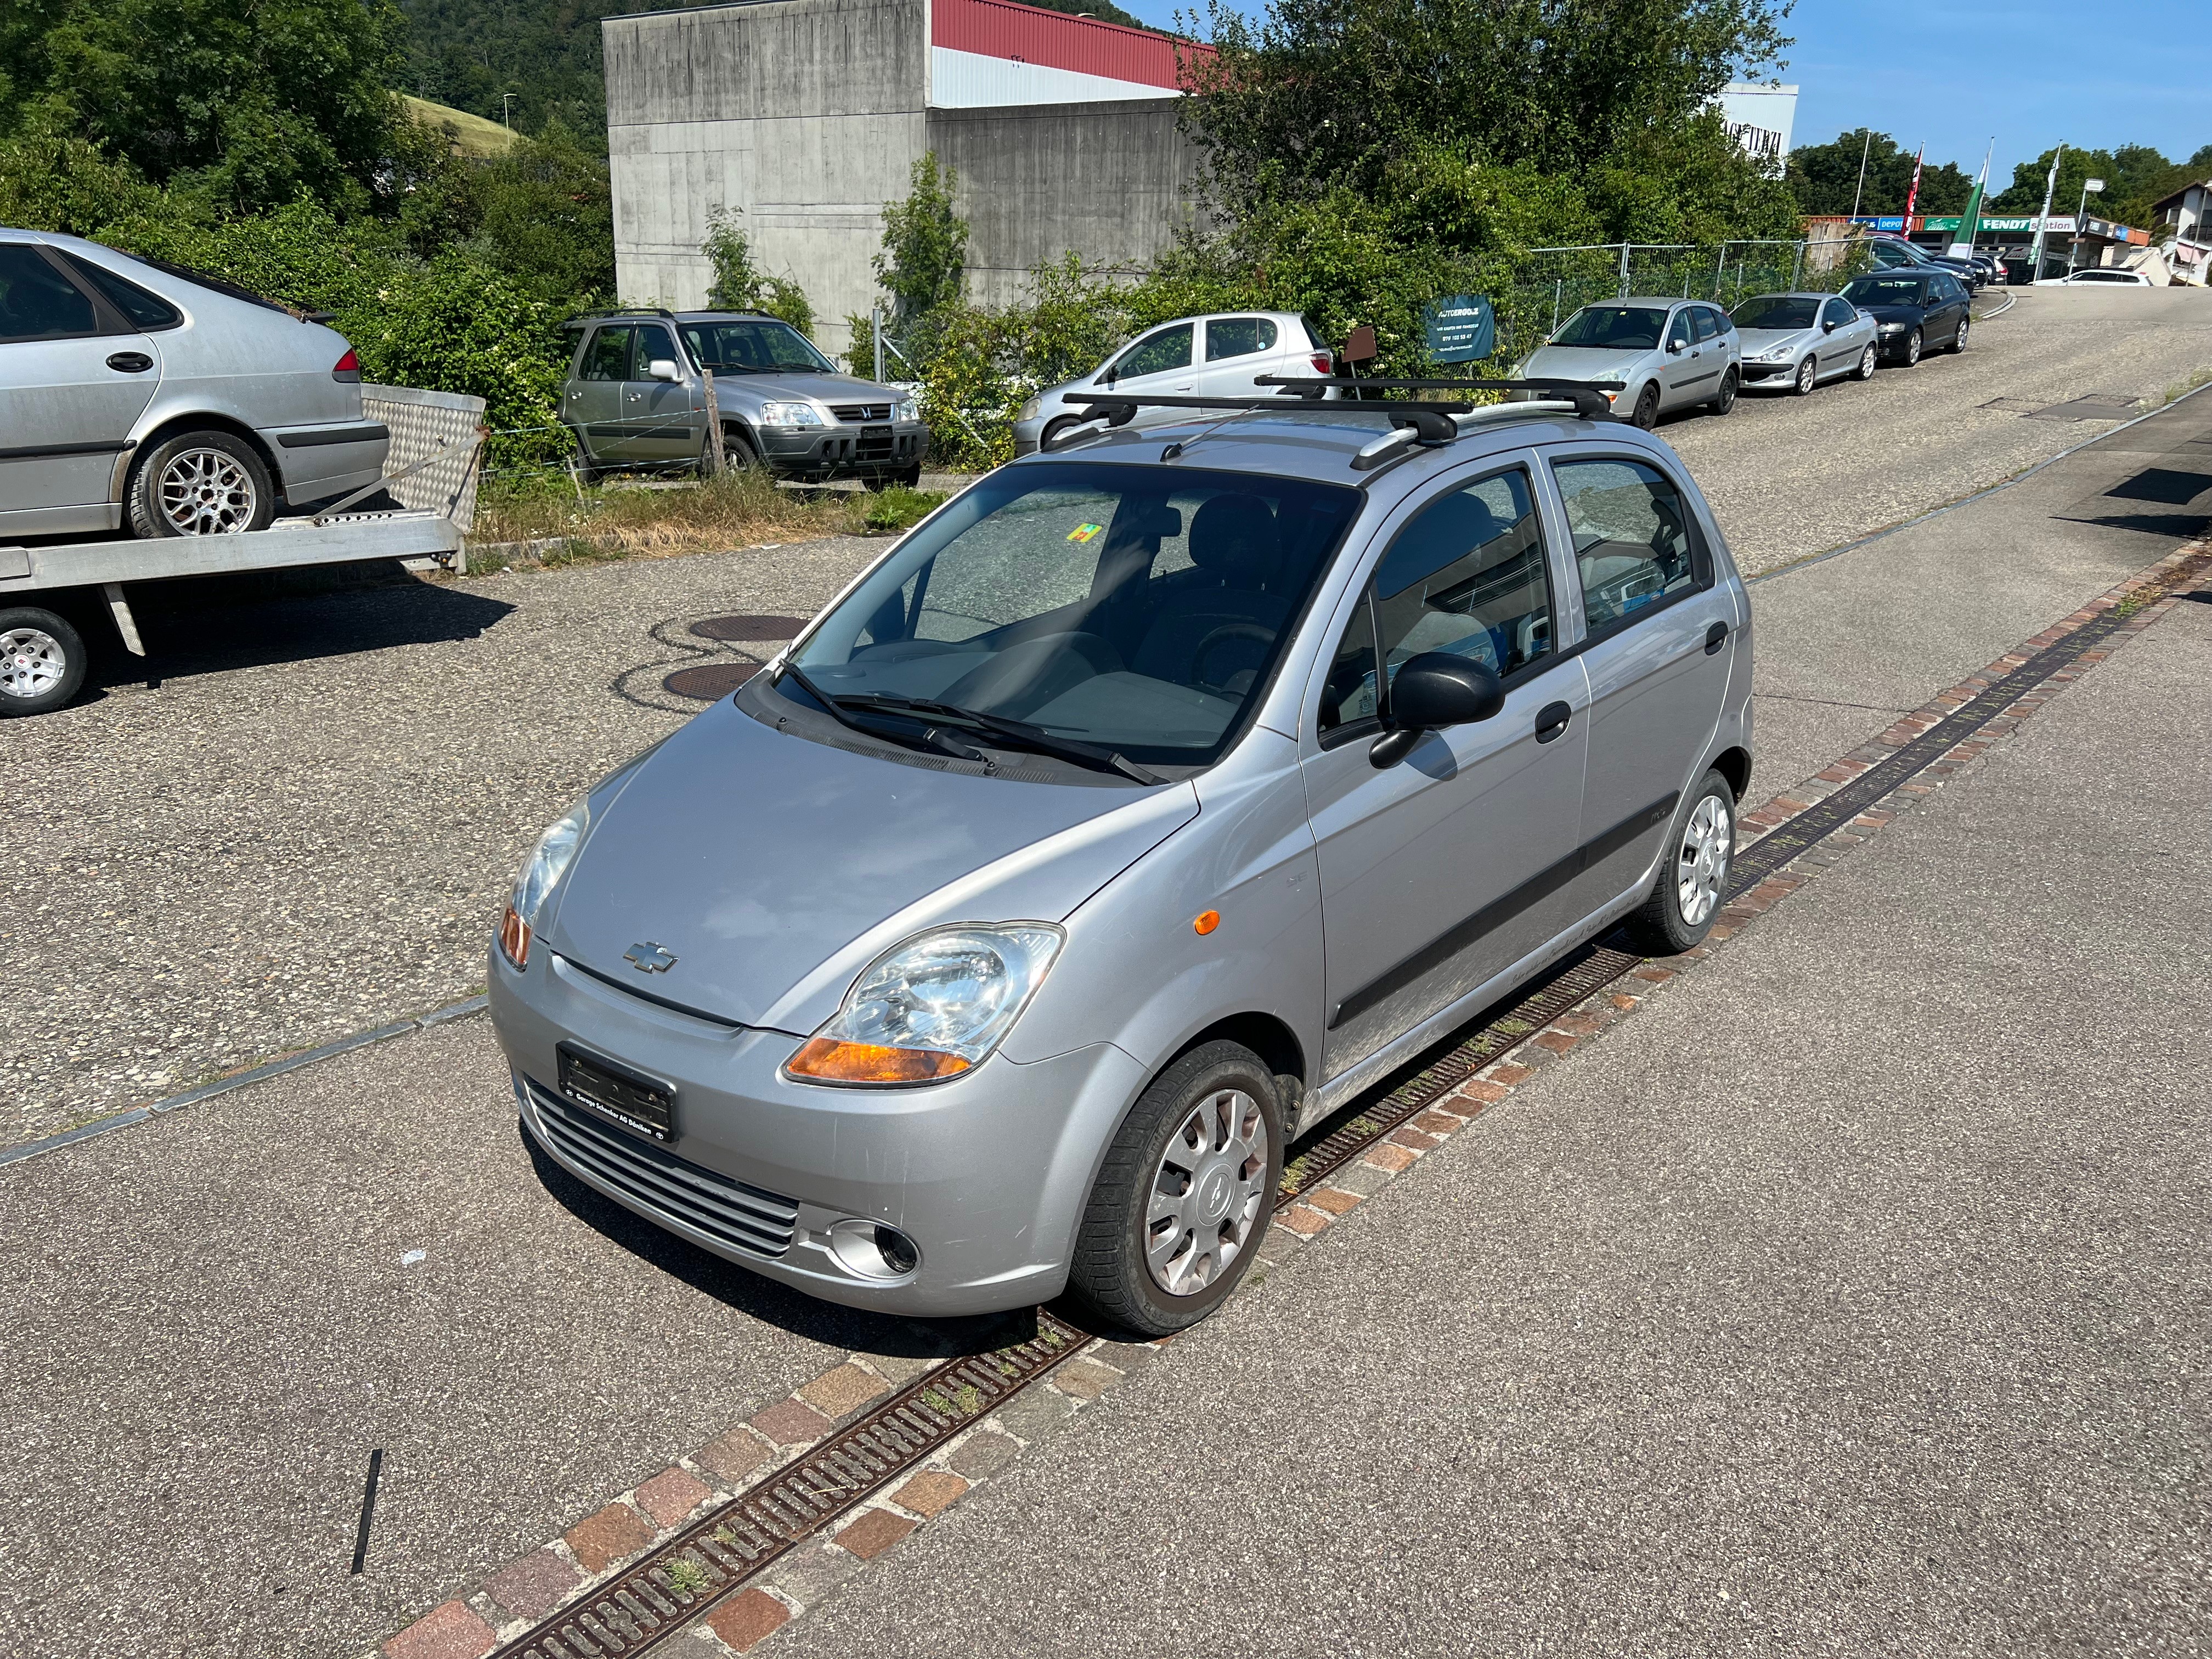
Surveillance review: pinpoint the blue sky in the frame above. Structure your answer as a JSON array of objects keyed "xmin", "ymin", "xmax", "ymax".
[{"xmin": 1115, "ymin": 0, "xmax": 2212, "ymax": 184}]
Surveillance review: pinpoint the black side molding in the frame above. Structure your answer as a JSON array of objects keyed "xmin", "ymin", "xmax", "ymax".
[
  {"xmin": 0, "ymin": 439, "xmax": 130, "ymax": 462},
  {"xmin": 276, "ymin": 422, "xmax": 389, "ymax": 449}
]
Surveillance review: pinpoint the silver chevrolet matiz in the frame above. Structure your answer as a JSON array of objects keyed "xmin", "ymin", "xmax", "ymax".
[{"xmin": 490, "ymin": 395, "xmax": 1753, "ymax": 1334}]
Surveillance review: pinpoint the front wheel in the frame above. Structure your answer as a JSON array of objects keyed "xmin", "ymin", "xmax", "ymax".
[
  {"xmin": 1620, "ymin": 767, "xmax": 1736, "ymax": 956},
  {"xmin": 0, "ymin": 607, "xmax": 88, "ymax": 718},
  {"xmin": 1901, "ymin": 328, "xmax": 1923, "ymax": 367},
  {"xmin": 1949, "ymin": 315, "xmax": 1970, "ymax": 354},
  {"xmin": 1630, "ymin": 382, "xmax": 1662, "ymax": 430},
  {"xmin": 1793, "ymin": 356, "xmax": 1818, "ymax": 396},
  {"xmin": 1709, "ymin": 368, "xmax": 1739, "ymax": 415},
  {"xmin": 1854, "ymin": 343, "xmax": 1878, "ymax": 381},
  {"xmin": 1068, "ymin": 1040, "xmax": 1283, "ymax": 1336}
]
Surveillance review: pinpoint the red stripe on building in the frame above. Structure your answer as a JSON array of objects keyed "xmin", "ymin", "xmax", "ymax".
[{"xmin": 931, "ymin": 0, "xmax": 1213, "ymax": 90}]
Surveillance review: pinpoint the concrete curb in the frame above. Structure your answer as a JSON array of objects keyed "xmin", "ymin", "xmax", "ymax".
[{"xmin": 0, "ymin": 994, "xmax": 491, "ymax": 1171}]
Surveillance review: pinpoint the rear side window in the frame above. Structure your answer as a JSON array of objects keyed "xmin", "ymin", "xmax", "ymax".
[
  {"xmin": 579, "ymin": 325, "xmax": 632, "ymax": 381},
  {"xmin": 60, "ymin": 254, "xmax": 182, "ymax": 331},
  {"xmin": 0, "ymin": 246, "xmax": 98, "ymax": 342},
  {"xmin": 1205, "ymin": 317, "xmax": 1278, "ymax": 360},
  {"xmin": 1319, "ymin": 468, "xmax": 1551, "ymax": 742},
  {"xmin": 1554, "ymin": 457, "xmax": 1708, "ymax": 637}
]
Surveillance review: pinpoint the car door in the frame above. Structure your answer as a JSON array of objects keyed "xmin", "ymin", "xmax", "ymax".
[
  {"xmin": 1194, "ymin": 315, "xmax": 1281, "ymax": 398},
  {"xmin": 1542, "ymin": 449, "xmax": 1739, "ymax": 917},
  {"xmin": 1658, "ymin": 306, "xmax": 1708, "ymax": 409},
  {"xmin": 1095, "ymin": 321, "xmax": 1198, "ymax": 428},
  {"xmin": 1299, "ymin": 457, "xmax": 1593, "ymax": 1081},
  {"xmin": 1818, "ymin": 296, "xmax": 1861, "ymax": 373},
  {"xmin": 568, "ymin": 324, "xmax": 633, "ymax": 463},
  {"xmin": 620, "ymin": 321, "xmax": 701, "ymax": 469},
  {"xmin": 0, "ymin": 244, "xmax": 161, "ymax": 532}
]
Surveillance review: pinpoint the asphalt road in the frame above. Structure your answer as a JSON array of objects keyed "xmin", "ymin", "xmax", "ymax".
[
  {"xmin": 771, "ymin": 545, "xmax": 2212, "ymax": 1659},
  {"xmin": 3, "ymin": 286, "xmax": 2207, "ymax": 1148}
]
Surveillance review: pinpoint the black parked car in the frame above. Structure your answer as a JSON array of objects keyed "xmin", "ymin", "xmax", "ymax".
[{"xmin": 1838, "ymin": 271, "xmax": 1973, "ymax": 367}]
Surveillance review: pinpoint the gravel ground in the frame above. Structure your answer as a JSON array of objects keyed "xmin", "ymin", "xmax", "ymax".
[{"xmin": 3, "ymin": 284, "xmax": 2207, "ymax": 1147}]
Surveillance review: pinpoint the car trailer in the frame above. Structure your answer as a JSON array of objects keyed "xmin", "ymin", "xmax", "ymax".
[{"xmin": 0, "ymin": 384, "xmax": 482, "ymax": 717}]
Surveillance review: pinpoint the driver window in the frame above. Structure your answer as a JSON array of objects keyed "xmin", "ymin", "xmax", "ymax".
[
  {"xmin": 632, "ymin": 323, "xmax": 679, "ymax": 376},
  {"xmin": 1107, "ymin": 323, "xmax": 1193, "ymax": 380},
  {"xmin": 1553, "ymin": 457, "xmax": 1707, "ymax": 636},
  {"xmin": 1823, "ymin": 298, "xmax": 1855, "ymax": 326},
  {"xmin": 1665, "ymin": 311, "xmax": 1692, "ymax": 350},
  {"xmin": 1321, "ymin": 469, "xmax": 1549, "ymax": 745}
]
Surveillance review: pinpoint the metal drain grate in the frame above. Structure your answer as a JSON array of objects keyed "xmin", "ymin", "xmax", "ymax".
[
  {"xmin": 493, "ymin": 1312, "xmax": 1091, "ymax": 1658},
  {"xmin": 1279, "ymin": 945, "xmax": 1642, "ymax": 1200}
]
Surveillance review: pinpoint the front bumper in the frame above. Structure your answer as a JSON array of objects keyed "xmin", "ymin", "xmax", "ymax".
[
  {"xmin": 489, "ymin": 943, "xmax": 1147, "ymax": 1316},
  {"xmin": 758, "ymin": 421, "xmax": 927, "ymax": 479},
  {"xmin": 1740, "ymin": 360, "xmax": 1796, "ymax": 382}
]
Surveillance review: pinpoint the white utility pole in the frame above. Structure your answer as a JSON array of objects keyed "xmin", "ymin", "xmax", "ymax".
[
  {"xmin": 2027, "ymin": 145, "xmax": 2065, "ymax": 279},
  {"xmin": 1850, "ymin": 129, "xmax": 1874, "ymax": 219}
]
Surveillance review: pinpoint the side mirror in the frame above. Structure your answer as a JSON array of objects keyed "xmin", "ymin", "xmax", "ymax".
[
  {"xmin": 1369, "ymin": 652, "xmax": 1504, "ymax": 766},
  {"xmin": 1668, "ymin": 338, "xmax": 1689, "ymax": 354},
  {"xmin": 1822, "ymin": 319, "xmax": 1838, "ymax": 333},
  {"xmin": 647, "ymin": 358, "xmax": 681, "ymax": 383}
]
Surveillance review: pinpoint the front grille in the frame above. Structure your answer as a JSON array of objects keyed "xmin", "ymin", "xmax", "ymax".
[
  {"xmin": 831, "ymin": 403, "xmax": 893, "ymax": 422},
  {"xmin": 527, "ymin": 1079, "xmax": 798, "ymax": 1258}
]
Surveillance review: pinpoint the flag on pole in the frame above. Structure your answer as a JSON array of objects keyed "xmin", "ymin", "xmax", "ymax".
[
  {"xmin": 1949, "ymin": 140, "xmax": 1994, "ymax": 258},
  {"xmin": 1904, "ymin": 144, "xmax": 1926, "ymax": 222}
]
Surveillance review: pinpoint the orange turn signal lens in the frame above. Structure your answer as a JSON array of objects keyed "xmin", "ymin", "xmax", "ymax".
[
  {"xmin": 1193, "ymin": 909, "xmax": 1221, "ymax": 935},
  {"xmin": 499, "ymin": 906, "xmax": 531, "ymax": 969},
  {"xmin": 785, "ymin": 1038, "xmax": 973, "ymax": 1085}
]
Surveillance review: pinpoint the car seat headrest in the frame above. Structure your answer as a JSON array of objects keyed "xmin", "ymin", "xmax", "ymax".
[{"xmin": 1187, "ymin": 494, "xmax": 1279, "ymax": 585}]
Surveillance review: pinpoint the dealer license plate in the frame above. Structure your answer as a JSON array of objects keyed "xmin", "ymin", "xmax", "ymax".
[{"xmin": 557, "ymin": 1044, "xmax": 675, "ymax": 1142}]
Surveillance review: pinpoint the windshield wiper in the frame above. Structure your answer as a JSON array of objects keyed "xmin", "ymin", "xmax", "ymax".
[
  {"xmin": 838, "ymin": 693, "xmax": 1166, "ymax": 785},
  {"xmin": 776, "ymin": 663, "xmax": 988, "ymax": 763}
]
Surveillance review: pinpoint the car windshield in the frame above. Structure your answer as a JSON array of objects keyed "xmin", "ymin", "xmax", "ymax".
[
  {"xmin": 1732, "ymin": 296, "xmax": 1818, "ymax": 330},
  {"xmin": 680, "ymin": 319, "xmax": 835, "ymax": 374},
  {"xmin": 1843, "ymin": 276, "xmax": 1928, "ymax": 306},
  {"xmin": 1549, "ymin": 306, "xmax": 1668, "ymax": 349},
  {"xmin": 780, "ymin": 462, "xmax": 1362, "ymax": 771}
]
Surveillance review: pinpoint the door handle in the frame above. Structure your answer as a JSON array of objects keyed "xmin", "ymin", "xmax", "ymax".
[
  {"xmin": 106, "ymin": 352, "xmax": 153, "ymax": 373},
  {"xmin": 1705, "ymin": 619, "xmax": 1729, "ymax": 654},
  {"xmin": 1534, "ymin": 700, "xmax": 1573, "ymax": 743}
]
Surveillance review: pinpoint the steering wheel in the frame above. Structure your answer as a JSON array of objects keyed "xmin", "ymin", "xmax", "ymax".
[{"xmin": 1188, "ymin": 623, "xmax": 1276, "ymax": 692}]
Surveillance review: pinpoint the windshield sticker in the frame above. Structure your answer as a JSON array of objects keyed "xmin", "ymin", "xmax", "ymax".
[{"xmin": 1066, "ymin": 522, "xmax": 1105, "ymax": 543}]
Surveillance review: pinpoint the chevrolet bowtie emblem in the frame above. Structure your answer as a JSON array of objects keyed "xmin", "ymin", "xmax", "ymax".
[{"xmin": 624, "ymin": 941, "xmax": 678, "ymax": 974}]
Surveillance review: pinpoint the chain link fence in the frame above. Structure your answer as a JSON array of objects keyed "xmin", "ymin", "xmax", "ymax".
[{"xmin": 1504, "ymin": 240, "xmax": 1874, "ymax": 356}]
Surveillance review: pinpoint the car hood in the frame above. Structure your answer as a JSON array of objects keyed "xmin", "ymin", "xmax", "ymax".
[
  {"xmin": 1737, "ymin": 326, "xmax": 1817, "ymax": 354},
  {"xmin": 722, "ymin": 371, "xmax": 902, "ymax": 405},
  {"xmin": 1521, "ymin": 345, "xmax": 1651, "ymax": 382},
  {"xmin": 542, "ymin": 699, "xmax": 1201, "ymax": 1033}
]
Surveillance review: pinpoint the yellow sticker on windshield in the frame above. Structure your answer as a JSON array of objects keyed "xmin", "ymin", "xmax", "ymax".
[{"xmin": 1066, "ymin": 522, "xmax": 1105, "ymax": 543}]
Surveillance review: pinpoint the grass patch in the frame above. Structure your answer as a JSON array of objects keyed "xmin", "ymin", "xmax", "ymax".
[
  {"xmin": 469, "ymin": 466, "xmax": 947, "ymax": 566},
  {"xmin": 2161, "ymin": 365, "xmax": 2212, "ymax": 408}
]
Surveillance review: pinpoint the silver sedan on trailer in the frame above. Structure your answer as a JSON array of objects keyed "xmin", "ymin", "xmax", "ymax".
[{"xmin": 1729, "ymin": 292, "xmax": 1880, "ymax": 394}]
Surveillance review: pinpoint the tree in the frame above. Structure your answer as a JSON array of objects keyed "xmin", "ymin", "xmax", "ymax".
[
  {"xmin": 1786, "ymin": 130, "xmax": 1972, "ymax": 217},
  {"xmin": 4, "ymin": 0, "xmax": 408, "ymax": 214},
  {"xmin": 702, "ymin": 210, "xmax": 816, "ymax": 336},
  {"xmin": 1991, "ymin": 143, "xmax": 2202, "ymax": 232},
  {"xmin": 875, "ymin": 153, "xmax": 969, "ymax": 324}
]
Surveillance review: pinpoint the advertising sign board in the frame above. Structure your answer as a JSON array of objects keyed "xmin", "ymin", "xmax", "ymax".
[{"xmin": 1422, "ymin": 295, "xmax": 1496, "ymax": 364}]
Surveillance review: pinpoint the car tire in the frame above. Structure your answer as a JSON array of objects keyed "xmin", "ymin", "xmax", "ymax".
[
  {"xmin": 1854, "ymin": 343, "xmax": 1877, "ymax": 381},
  {"xmin": 1902, "ymin": 328, "xmax": 1923, "ymax": 367},
  {"xmin": 1949, "ymin": 315, "xmax": 1970, "ymax": 354},
  {"xmin": 1709, "ymin": 368, "xmax": 1739, "ymax": 415},
  {"xmin": 1620, "ymin": 767, "xmax": 1736, "ymax": 957},
  {"xmin": 126, "ymin": 429, "xmax": 276, "ymax": 538},
  {"xmin": 1793, "ymin": 356, "xmax": 1818, "ymax": 396},
  {"xmin": 897, "ymin": 463, "xmax": 923, "ymax": 489},
  {"xmin": 724, "ymin": 425, "xmax": 765, "ymax": 473},
  {"xmin": 1040, "ymin": 413, "xmax": 1093, "ymax": 453},
  {"xmin": 1630, "ymin": 382, "xmax": 1661, "ymax": 430},
  {"xmin": 0, "ymin": 607, "xmax": 88, "ymax": 718},
  {"xmin": 1068, "ymin": 1040, "xmax": 1283, "ymax": 1338}
]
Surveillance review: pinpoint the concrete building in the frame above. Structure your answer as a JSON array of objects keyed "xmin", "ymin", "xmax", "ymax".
[
  {"xmin": 2149, "ymin": 178, "xmax": 2210, "ymax": 285},
  {"xmin": 602, "ymin": 0, "xmax": 1214, "ymax": 353}
]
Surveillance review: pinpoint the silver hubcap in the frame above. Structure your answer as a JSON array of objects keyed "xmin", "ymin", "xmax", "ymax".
[
  {"xmin": 158, "ymin": 448, "xmax": 257, "ymax": 534},
  {"xmin": 1906, "ymin": 332, "xmax": 1921, "ymax": 364},
  {"xmin": 0, "ymin": 627, "xmax": 66, "ymax": 699},
  {"xmin": 1677, "ymin": 793, "xmax": 1731, "ymax": 928},
  {"xmin": 1798, "ymin": 358, "xmax": 1815, "ymax": 392},
  {"xmin": 1146, "ymin": 1087, "xmax": 1269, "ymax": 1297},
  {"xmin": 1957, "ymin": 320, "xmax": 1968, "ymax": 347},
  {"xmin": 1860, "ymin": 346, "xmax": 1876, "ymax": 377}
]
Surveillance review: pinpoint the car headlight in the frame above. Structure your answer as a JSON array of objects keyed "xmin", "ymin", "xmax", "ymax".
[
  {"xmin": 1017, "ymin": 394, "xmax": 1042, "ymax": 422},
  {"xmin": 500, "ymin": 802, "xmax": 589, "ymax": 968},
  {"xmin": 895, "ymin": 397, "xmax": 921, "ymax": 424},
  {"xmin": 1878, "ymin": 321, "xmax": 1906, "ymax": 333},
  {"xmin": 783, "ymin": 924, "xmax": 1064, "ymax": 1086},
  {"xmin": 759, "ymin": 400, "xmax": 825, "ymax": 428}
]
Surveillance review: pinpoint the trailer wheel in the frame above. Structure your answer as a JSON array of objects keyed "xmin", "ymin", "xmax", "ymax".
[
  {"xmin": 127, "ymin": 429, "xmax": 276, "ymax": 538},
  {"xmin": 0, "ymin": 608, "xmax": 87, "ymax": 717}
]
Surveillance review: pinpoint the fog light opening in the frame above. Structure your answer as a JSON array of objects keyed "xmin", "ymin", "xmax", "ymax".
[{"xmin": 827, "ymin": 1218, "xmax": 921, "ymax": 1281}]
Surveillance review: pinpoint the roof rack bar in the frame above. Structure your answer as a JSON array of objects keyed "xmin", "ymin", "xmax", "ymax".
[{"xmin": 1255, "ymin": 375, "xmax": 1624, "ymax": 420}]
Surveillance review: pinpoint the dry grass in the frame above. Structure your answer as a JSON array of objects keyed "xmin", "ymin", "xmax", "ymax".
[{"xmin": 469, "ymin": 468, "xmax": 945, "ymax": 567}]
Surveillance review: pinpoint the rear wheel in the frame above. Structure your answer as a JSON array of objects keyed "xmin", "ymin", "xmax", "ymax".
[
  {"xmin": 1709, "ymin": 368, "xmax": 1739, "ymax": 415},
  {"xmin": 1630, "ymin": 382, "xmax": 1661, "ymax": 430},
  {"xmin": 1069, "ymin": 1040, "xmax": 1282, "ymax": 1337},
  {"xmin": 1620, "ymin": 768, "xmax": 1736, "ymax": 956},
  {"xmin": 126, "ymin": 430, "xmax": 275, "ymax": 537},
  {"xmin": 1793, "ymin": 356, "xmax": 1818, "ymax": 396},
  {"xmin": 0, "ymin": 607, "xmax": 87, "ymax": 718}
]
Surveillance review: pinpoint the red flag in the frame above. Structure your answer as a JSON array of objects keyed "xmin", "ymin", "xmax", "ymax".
[{"xmin": 1904, "ymin": 144, "xmax": 1925, "ymax": 221}]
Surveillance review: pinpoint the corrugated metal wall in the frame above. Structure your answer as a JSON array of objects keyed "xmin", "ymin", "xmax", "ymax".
[{"xmin": 930, "ymin": 0, "xmax": 1211, "ymax": 92}]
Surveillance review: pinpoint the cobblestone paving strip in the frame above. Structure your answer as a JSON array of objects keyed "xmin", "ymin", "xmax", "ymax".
[{"xmin": 363, "ymin": 538, "xmax": 2209, "ymax": 1659}]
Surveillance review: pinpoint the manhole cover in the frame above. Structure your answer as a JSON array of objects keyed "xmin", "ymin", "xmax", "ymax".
[
  {"xmin": 664, "ymin": 663, "xmax": 759, "ymax": 701},
  {"xmin": 2022, "ymin": 394, "xmax": 2140, "ymax": 421},
  {"xmin": 691, "ymin": 614, "xmax": 806, "ymax": 641}
]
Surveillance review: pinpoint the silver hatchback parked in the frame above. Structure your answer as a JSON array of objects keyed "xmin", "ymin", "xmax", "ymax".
[
  {"xmin": 1730, "ymin": 291, "xmax": 1880, "ymax": 392},
  {"xmin": 490, "ymin": 396, "xmax": 1753, "ymax": 1334},
  {"xmin": 1519, "ymin": 297, "xmax": 1742, "ymax": 430},
  {"xmin": 0, "ymin": 229, "xmax": 388, "ymax": 540}
]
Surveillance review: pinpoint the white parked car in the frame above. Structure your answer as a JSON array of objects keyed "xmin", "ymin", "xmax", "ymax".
[
  {"xmin": 2034, "ymin": 268, "xmax": 2159, "ymax": 287},
  {"xmin": 1013, "ymin": 312, "xmax": 1335, "ymax": 454}
]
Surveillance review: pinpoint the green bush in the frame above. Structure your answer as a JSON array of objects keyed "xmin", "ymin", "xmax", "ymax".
[{"xmin": 702, "ymin": 208, "xmax": 816, "ymax": 336}]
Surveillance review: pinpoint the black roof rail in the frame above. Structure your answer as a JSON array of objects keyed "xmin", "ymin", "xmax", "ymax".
[
  {"xmin": 560, "ymin": 304, "xmax": 776, "ymax": 329},
  {"xmin": 1255, "ymin": 375, "xmax": 1624, "ymax": 419}
]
